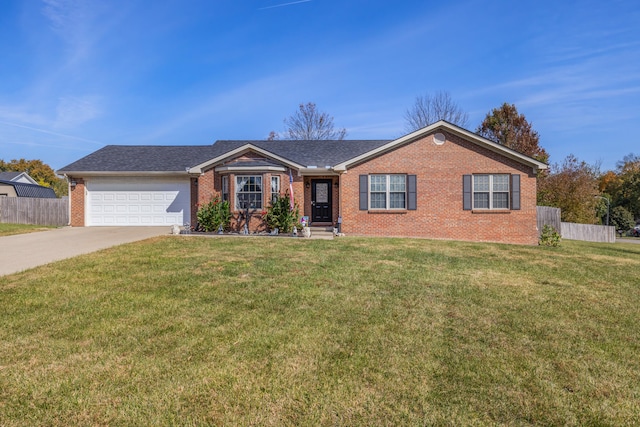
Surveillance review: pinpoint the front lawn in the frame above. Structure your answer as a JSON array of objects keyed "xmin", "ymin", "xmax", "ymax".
[
  {"xmin": 1, "ymin": 237, "xmax": 639, "ymax": 425},
  {"xmin": 0, "ymin": 223, "xmax": 54, "ymax": 237}
]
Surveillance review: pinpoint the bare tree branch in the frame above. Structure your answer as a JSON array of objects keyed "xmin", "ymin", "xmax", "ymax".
[
  {"xmin": 404, "ymin": 91, "xmax": 469, "ymax": 133},
  {"xmin": 277, "ymin": 102, "xmax": 347, "ymax": 140}
]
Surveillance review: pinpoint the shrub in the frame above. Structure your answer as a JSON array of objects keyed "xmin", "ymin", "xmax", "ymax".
[
  {"xmin": 197, "ymin": 196, "xmax": 231, "ymax": 232},
  {"xmin": 262, "ymin": 194, "xmax": 299, "ymax": 233},
  {"xmin": 610, "ymin": 205, "xmax": 635, "ymax": 234},
  {"xmin": 539, "ymin": 224, "xmax": 561, "ymax": 247}
]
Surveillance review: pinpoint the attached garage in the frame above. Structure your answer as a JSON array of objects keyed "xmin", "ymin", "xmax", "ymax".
[{"xmin": 85, "ymin": 177, "xmax": 190, "ymax": 226}]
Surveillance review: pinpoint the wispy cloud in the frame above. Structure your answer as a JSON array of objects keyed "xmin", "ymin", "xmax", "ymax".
[
  {"xmin": 0, "ymin": 120, "xmax": 103, "ymax": 145},
  {"xmin": 55, "ymin": 96, "xmax": 102, "ymax": 129},
  {"xmin": 258, "ymin": 0, "xmax": 311, "ymax": 10},
  {"xmin": 41, "ymin": 0, "xmax": 92, "ymax": 59},
  {"xmin": 0, "ymin": 138, "xmax": 92, "ymax": 152}
]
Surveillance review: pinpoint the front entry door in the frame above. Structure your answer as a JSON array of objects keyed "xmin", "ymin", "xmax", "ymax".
[{"xmin": 311, "ymin": 179, "xmax": 332, "ymax": 222}]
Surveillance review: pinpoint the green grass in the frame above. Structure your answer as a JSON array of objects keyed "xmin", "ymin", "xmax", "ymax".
[
  {"xmin": 1, "ymin": 236, "xmax": 639, "ymax": 425},
  {"xmin": 0, "ymin": 223, "xmax": 54, "ymax": 236}
]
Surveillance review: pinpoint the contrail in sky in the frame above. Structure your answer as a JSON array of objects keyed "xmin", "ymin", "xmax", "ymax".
[
  {"xmin": 258, "ymin": 0, "xmax": 312, "ymax": 10},
  {"xmin": 0, "ymin": 120, "xmax": 103, "ymax": 145}
]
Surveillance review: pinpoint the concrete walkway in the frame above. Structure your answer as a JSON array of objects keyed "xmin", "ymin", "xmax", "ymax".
[{"xmin": 0, "ymin": 227, "xmax": 169, "ymax": 276}]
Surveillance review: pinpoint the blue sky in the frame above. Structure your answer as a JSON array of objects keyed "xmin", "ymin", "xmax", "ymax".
[{"xmin": 1, "ymin": 0, "xmax": 639, "ymax": 172}]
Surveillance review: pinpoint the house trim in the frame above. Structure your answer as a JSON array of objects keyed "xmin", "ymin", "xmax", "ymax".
[
  {"xmin": 188, "ymin": 144, "xmax": 305, "ymax": 174},
  {"xmin": 333, "ymin": 120, "xmax": 548, "ymax": 172}
]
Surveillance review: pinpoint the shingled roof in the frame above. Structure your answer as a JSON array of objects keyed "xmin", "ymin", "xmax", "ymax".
[
  {"xmin": 0, "ymin": 180, "xmax": 57, "ymax": 198},
  {"xmin": 57, "ymin": 140, "xmax": 392, "ymax": 173},
  {"xmin": 0, "ymin": 172, "xmax": 22, "ymax": 181}
]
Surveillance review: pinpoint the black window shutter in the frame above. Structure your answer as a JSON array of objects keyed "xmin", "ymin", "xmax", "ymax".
[
  {"xmin": 359, "ymin": 175, "xmax": 368, "ymax": 210},
  {"xmin": 463, "ymin": 175, "xmax": 472, "ymax": 210},
  {"xmin": 511, "ymin": 174, "xmax": 521, "ymax": 210},
  {"xmin": 407, "ymin": 175, "xmax": 417, "ymax": 210}
]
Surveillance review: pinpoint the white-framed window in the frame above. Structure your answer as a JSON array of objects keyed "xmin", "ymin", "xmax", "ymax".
[
  {"xmin": 473, "ymin": 174, "xmax": 509, "ymax": 209},
  {"xmin": 369, "ymin": 174, "xmax": 406, "ymax": 209},
  {"xmin": 221, "ymin": 176, "xmax": 229, "ymax": 202},
  {"xmin": 270, "ymin": 176, "xmax": 280, "ymax": 204},
  {"xmin": 235, "ymin": 175, "xmax": 262, "ymax": 210}
]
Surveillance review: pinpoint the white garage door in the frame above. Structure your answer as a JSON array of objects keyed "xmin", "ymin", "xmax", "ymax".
[{"xmin": 86, "ymin": 177, "xmax": 190, "ymax": 226}]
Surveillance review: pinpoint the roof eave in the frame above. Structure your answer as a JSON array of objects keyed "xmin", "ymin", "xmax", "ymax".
[{"xmin": 58, "ymin": 170, "xmax": 191, "ymax": 177}]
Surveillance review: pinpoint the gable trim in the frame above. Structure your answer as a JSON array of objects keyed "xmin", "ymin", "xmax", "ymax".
[
  {"xmin": 333, "ymin": 120, "xmax": 548, "ymax": 172},
  {"xmin": 215, "ymin": 165, "xmax": 286, "ymax": 172},
  {"xmin": 188, "ymin": 144, "xmax": 304, "ymax": 174}
]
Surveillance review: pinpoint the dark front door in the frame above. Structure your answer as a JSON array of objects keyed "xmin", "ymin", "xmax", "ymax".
[{"xmin": 311, "ymin": 179, "xmax": 332, "ymax": 222}]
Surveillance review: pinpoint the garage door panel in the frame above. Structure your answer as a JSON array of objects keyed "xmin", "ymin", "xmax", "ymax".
[{"xmin": 86, "ymin": 178, "xmax": 190, "ymax": 226}]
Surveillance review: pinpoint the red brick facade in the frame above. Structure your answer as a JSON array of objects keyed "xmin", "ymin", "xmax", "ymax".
[
  {"xmin": 65, "ymin": 124, "xmax": 542, "ymax": 244},
  {"xmin": 194, "ymin": 164, "xmax": 305, "ymax": 233},
  {"xmin": 340, "ymin": 131, "xmax": 539, "ymax": 245}
]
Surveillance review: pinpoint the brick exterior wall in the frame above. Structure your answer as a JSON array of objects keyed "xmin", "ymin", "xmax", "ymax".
[
  {"xmin": 195, "ymin": 162, "xmax": 305, "ymax": 233},
  {"xmin": 69, "ymin": 177, "xmax": 85, "ymax": 226},
  {"xmin": 67, "ymin": 130, "xmax": 539, "ymax": 244},
  {"xmin": 340, "ymin": 131, "xmax": 539, "ymax": 245}
]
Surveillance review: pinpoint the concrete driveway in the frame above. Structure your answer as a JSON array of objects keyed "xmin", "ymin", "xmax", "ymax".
[{"xmin": 0, "ymin": 227, "xmax": 169, "ymax": 276}]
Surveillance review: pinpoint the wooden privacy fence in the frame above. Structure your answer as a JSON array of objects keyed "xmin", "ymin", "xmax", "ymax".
[
  {"xmin": 0, "ymin": 197, "xmax": 69, "ymax": 226},
  {"xmin": 561, "ymin": 222, "xmax": 616, "ymax": 243},
  {"xmin": 537, "ymin": 206, "xmax": 615, "ymax": 243},
  {"xmin": 537, "ymin": 206, "xmax": 561, "ymax": 235}
]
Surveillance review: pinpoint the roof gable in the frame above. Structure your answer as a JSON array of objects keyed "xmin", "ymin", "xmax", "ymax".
[
  {"xmin": 0, "ymin": 171, "xmax": 38, "ymax": 184},
  {"xmin": 187, "ymin": 139, "xmax": 391, "ymax": 173},
  {"xmin": 334, "ymin": 121, "xmax": 548, "ymax": 172}
]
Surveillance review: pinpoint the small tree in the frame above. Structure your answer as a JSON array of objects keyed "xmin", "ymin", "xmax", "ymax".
[
  {"xmin": 270, "ymin": 103, "xmax": 346, "ymax": 140},
  {"xmin": 196, "ymin": 196, "xmax": 231, "ymax": 232},
  {"xmin": 404, "ymin": 91, "xmax": 469, "ymax": 132},
  {"xmin": 610, "ymin": 205, "xmax": 635, "ymax": 234},
  {"xmin": 539, "ymin": 224, "xmax": 561, "ymax": 247},
  {"xmin": 477, "ymin": 103, "xmax": 548, "ymax": 163},
  {"xmin": 262, "ymin": 194, "xmax": 299, "ymax": 233},
  {"xmin": 537, "ymin": 155, "xmax": 600, "ymax": 224}
]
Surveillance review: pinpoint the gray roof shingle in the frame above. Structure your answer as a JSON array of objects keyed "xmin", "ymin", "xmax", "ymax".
[
  {"xmin": 0, "ymin": 172, "xmax": 21, "ymax": 181},
  {"xmin": 58, "ymin": 140, "xmax": 392, "ymax": 173}
]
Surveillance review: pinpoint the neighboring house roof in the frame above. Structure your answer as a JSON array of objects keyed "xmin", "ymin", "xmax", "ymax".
[
  {"xmin": 0, "ymin": 180, "xmax": 57, "ymax": 198},
  {"xmin": 0, "ymin": 171, "xmax": 38, "ymax": 185},
  {"xmin": 57, "ymin": 121, "xmax": 548, "ymax": 176}
]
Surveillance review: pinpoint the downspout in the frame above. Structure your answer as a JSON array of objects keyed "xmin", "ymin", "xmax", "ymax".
[
  {"xmin": 64, "ymin": 174, "xmax": 71, "ymax": 226},
  {"xmin": 337, "ymin": 171, "xmax": 344, "ymax": 233}
]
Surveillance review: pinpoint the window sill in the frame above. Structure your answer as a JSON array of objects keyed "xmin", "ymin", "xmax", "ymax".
[
  {"xmin": 367, "ymin": 210, "xmax": 408, "ymax": 214},
  {"xmin": 471, "ymin": 209, "xmax": 511, "ymax": 214}
]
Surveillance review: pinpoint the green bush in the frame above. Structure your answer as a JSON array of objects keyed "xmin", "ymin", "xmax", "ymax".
[
  {"xmin": 610, "ymin": 205, "xmax": 635, "ymax": 233},
  {"xmin": 262, "ymin": 194, "xmax": 299, "ymax": 233},
  {"xmin": 197, "ymin": 196, "xmax": 231, "ymax": 232},
  {"xmin": 539, "ymin": 224, "xmax": 561, "ymax": 247}
]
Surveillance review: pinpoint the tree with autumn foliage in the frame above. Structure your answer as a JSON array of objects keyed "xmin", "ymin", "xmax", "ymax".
[
  {"xmin": 269, "ymin": 102, "xmax": 347, "ymax": 141},
  {"xmin": 537, "ymin": 154, "xmax": 600, "ymax": 223},
  {"xmin": 477, "ymin": 103, "xmax": 549, "ymax": 163},
  {"xmin": 0, "ymin": 158, "xmax": 67, "ymax": 197},
  {"xmin": 600, "ymin": 153, "xmax": 640, "ymax": 222}
]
